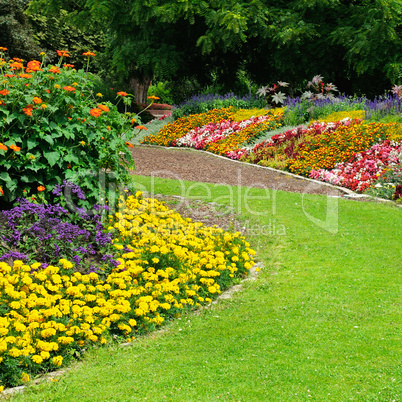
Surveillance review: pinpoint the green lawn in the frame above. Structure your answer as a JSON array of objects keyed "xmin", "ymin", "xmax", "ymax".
[{"xmin": 10, "ymin": 176, "xmax": 401, "ymax": 401}]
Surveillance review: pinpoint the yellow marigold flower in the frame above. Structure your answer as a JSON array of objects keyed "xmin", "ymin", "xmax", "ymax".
[
  {"xmin": 21, "ymin": 372, "xmax": 30, "ymax": 383},
  {"xmin": 80, "ymin": 141, "xmax": 85, "ymax": 146},
  {"xmin": 52, "ymin": 355, "xmax": 63, "ymax": 366},
  {"xmin": 31, "ymin": 355, "xmax": 43, "ymax": 364},
  {"xmin": 96, "ymin": 93, "xmax": 103, "ymax": 97}
]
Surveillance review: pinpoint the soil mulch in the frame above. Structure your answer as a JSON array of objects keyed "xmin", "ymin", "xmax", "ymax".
[{"xmin": 130, "ymin": 145, "xmax": 346, "ymax": 197}]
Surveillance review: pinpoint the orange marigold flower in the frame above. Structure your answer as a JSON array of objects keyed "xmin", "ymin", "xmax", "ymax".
[
  {"xmin": 37, "ymin": 185, "xmax": 45, "ymax": 192},
  {"xmin": 44, "ymin": 89, "xmax": 50, "ymax": 93},
  {"xmin": 40, "ymin": 104, "xmax": 47, "ymax": 109},
  {"xmin": 125, "ymin": 142, "xmax": 134, "ymax": 148},
  {"xmin": 0, "ymin": 89, "xmax": 10, "ymax": 96},
  {"xmin": 49, "ymin": 66, "xmax": 61, "ymax": 74},
  {"xmin": 56, "ymin": 50, "xmax": 69, "ymax": 57},
  {"xmin": 33, "ymin": 97, "xmax": 42, "ymax": 104},
  {"xmin": 0, "ymin": 143, "xmax": 7, "ymax": 151},
  {"xmin": 26, "ymin": 60, "xmax": 42, "ymax": 72},
  {"xmin": 147, "ymin": 95, "xmax": 160, "ymax": 100},
  {"xmin": 9, "ymin": 144, "xmax": 21, "ymax": 152},
  {"xmin": 63, "ymin": 64, "xmax": 74, "ymax": 68},
  {"xmin": 131, "ymin": 118, "xmax": 136, "ymax": 124},
  {"xmin": 82, "ymin": 51, "xmax": 95, "ymax": 57},
  {"xmin": 13, "ymin": 57, "xmax": 24, "ymax": 62},
  {"xmin": 4, "ymin": 74, "xmax": 16, "ymax": 78},
  {"xmin": 116, "ymin": 91, "xmax": 128, "ymax": 97},
  {"xmin": 63, "ymin": 86, "xmax": 76, "ymax": 92},
  {"xmin": 0, "ymin": 186, "xmax": 3, "ymax": 195},
  {"xmin": 90, "ymin": 108, "xmax": 103, "ymax": 117},
  {"xmin": 136, "ymin": 125, "xmax": 148, "ymax": 130},
  {"xmin": 97, "ymin": 104, "xmax": 109, "ymax": 113},
  {"xmin": 0, "ymin": 47, "xmax": 7, "ymax": 52},
  {"xmin": 18, "ymin": 73, "xmax": 32, "ymax": 79},
  {"xmin": 0, "ymin": 100, "xmax": 4, "ymax": 106}
]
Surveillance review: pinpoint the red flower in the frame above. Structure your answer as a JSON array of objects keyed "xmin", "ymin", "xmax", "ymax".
[{"xmin": 23, "ymin": 105, "xmax": 34, "ymax": 116}]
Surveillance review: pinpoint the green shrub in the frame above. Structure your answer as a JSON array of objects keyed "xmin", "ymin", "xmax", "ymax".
[{"xmin": 0, "ymin": 48, "xmax": 140, "ymax": 208}]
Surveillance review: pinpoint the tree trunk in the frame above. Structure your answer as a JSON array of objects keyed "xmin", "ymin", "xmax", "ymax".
[{"xmin": 129, "ymin": 77, "xmax": 152, "ymax": 104}]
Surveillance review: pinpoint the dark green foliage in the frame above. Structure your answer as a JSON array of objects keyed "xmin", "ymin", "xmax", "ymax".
[{"xmin": 0, "ymin": 0, "xmax": 42, "ymax": 60}]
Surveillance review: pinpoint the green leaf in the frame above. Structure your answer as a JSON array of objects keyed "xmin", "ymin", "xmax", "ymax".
[
  {"xmin": 27, "ymin": 138, "xmax": 39, "ymax": 150},
  {"xmin": 0, "ymin": 172, "xmax": 11, "ymax": 182},
  {"xmin": 43, "ymin": 151, "xmax": 61, "ymax": 167},
  {"xmin": 43, "ymin": 135, "xmax": 55, "ymax": 145}
]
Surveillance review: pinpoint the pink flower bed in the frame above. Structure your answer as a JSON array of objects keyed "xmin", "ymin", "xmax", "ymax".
[
  {"xmin": 309, "ymin": 140, "xmax": 402, "ymax": 192},
  {"xmin": 175, "ymin": 115, "xmax": 273, "ymax": 150}
]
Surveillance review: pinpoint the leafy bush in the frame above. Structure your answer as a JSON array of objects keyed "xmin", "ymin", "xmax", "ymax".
[
  {"xmin": 172, "ymin": 93, "xmax": 265, "ymax": 119},
  {"xmin": 283, "ymin": 95, "xmax": 367, "ymax": 126},
  {"xmin": 0, "ymin": 48, "xmax": 140, "ymax": 208}
]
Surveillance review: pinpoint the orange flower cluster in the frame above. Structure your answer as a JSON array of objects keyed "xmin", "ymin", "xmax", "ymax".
[
  {"xmin": 206, "ymin": 114, "xmax": 284, "ymax": 156},
  {"xmin": 116, "ymin": 91, "xmax": 128, "ymax": 97},
  {"xmin": 49, "ymin": 66, "xmax": 61, "ymax": 74},
  {"xmin": 56, "ymin": 50, "xmax": 69, "ymax": 58},
  {"xmin": 26, "ymin": 60, "xmax": 42, "ymax": 72},
  {"xmin": 90, "ymin": 108, "xmax": 103, "ymax": 117},
  {"xmin": 141, "ymin": 108, "xmax": 236, "ymax": 147},
  {"xmin": 9, "ymin": 144, "xmax": 21, "ymax": 152},
  {"xmin": 287, "ymin": 122, "xmax": 395, "ymax": 175},
  {"xmin": 0, "ymin": 89, "xmax": 10, "ymax": 96},
  {"xmin": 0, "ymin": 143, "xmax": 7, "ymax": 151},
  {"xmin": 23, "ymin": 104, "xmax": 34, "ymax": 116},
  {"xmin": 10, "ymin": 61, "xmax": 24, "ymax": 70},
  {"xmin": 97, "ymin": 104, "xmax": 109, "ymax": 113},
  {"xmin": 63, "ymin": 86, "xmax": 76, "ymax": 92}
]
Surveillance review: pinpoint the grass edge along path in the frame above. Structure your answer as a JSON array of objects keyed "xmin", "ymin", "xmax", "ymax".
[{"xmin": 9, "ymin": 176, "xmax": 401, "ymax": 401}]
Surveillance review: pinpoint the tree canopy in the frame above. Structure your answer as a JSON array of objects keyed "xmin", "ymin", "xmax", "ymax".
[{"xmin": 25, "ymin": 0, "xmax": 402, "ymax": 99}]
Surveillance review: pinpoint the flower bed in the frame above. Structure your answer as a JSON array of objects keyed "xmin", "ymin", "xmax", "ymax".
[
  {"xmin": 0, "ymin": 192, "xmax": 255, "ymax": 389},
  {"xmin": 309, "ymin": 140, "xmax": 402, "ymax": 192},
  {"xmin": 141, "ymin": 107, "xmax": 236, "ymax": 147},
  {"xmin": 175, "ymin": 110, "xmax": 283, "ymax": 152}
]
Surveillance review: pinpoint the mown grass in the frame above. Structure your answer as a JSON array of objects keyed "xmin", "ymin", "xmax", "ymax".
[{"xmin": 9, "ymin": 176, "xmax": 401, "ymax": 401}]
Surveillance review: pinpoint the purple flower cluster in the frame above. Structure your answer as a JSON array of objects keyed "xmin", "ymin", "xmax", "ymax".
[
  {"xmin": 0, "ymin": 196, "xmax": 117, "ymax": 276},
  {"xmin": 52, "ymin": 180, "xmax": 86, "ymax": 200}
]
